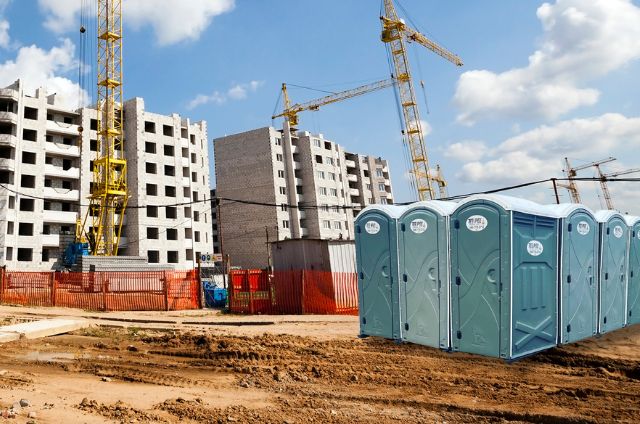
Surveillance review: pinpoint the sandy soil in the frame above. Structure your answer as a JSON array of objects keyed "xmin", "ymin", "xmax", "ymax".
[{"xmin": 0, "ymin": 307, "xmax": 638, "ymax": 423}]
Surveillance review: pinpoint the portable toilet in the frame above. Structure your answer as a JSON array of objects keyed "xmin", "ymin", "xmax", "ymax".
[
  {"xmin": 355, "ymin": 204, "xmax": 406, "ymax": 340},
  {"xmin": 398, "ymin": 200, "xmax": 457, "ymax": 350},
  {"xmin": 594, "ymin": 210, "xmax": 629, "ymax": 334},
  {"xmin": 625, "ymin": 216, "xmax": 640, "ymax": 326},
  {"xmin": 450, "ymin": 194, "xmax": 559, "ymax": 360},
  {"xmin": 548, "ymin": 204, "xmax": 598, "ymax": 344}
]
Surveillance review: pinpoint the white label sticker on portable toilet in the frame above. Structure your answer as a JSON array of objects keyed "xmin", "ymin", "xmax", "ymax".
[
  {"xmin": 466, "ymin": 215, "xmax": 488, "ymax": 232},
  {"xmin": 577, "ymin": 221, "xmax": 590, "ymax": 235},
  {"xmin": 614, "ymin": 225, "xmax": 623, "ymax": 238},
  {"xmin": 410, "ymin": 219, "xmax": 428, "ymax": 234},
  {"xmin": 365, "ymin": 221, "xmax": 380, "ymax": 235},
  {"xmin": 527, "ymin": 240, "xmax": 544, "ymax": 256},
  {"xmin": 637, "ymin": 230, "xmax": 640, "ymax": 240}
]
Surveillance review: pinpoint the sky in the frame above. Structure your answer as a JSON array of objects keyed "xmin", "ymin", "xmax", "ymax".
[{"xmin": 1, "ymin": 0, "xmax": 640, "ymax": 212}]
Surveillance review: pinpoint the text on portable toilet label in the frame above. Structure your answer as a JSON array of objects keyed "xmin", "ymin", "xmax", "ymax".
[
  {"xmin": 466, "ymin": 215, "xmax": 487, "ymax": 232},
  {"xmin": 527, "ymin": 240, "xmax": 544, "ymax": 256},
  {"xmin": 613, "ymin": 225, "xmax": 624, "ymax": 238},
  {"xmin": 365, "ymin": 220, "xmax": 381, "ymax": 235},
  {"xmin": 577, "ymin": 221, "xmax": 590, "ymax": 235},
  {"xmin": 410, "ymin": 219, "xmax": 428, "ymax": 234}
]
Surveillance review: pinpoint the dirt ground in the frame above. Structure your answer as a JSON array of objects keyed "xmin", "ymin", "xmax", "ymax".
[{"xmin": 0, "ymin": 307, "xmax": 638, "ymax": 423}]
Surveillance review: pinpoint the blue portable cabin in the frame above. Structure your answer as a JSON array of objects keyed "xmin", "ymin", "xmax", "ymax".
[
  {"xmin": 594, "ymin": 210, "xmax": 629, "ymax": 334},
  {"xmin": 355, "ymin": 204, "xmax": 406, "ymax": 340},
  {"xmin": 547, "ymin": 204, "xmax": 599, "ymax": 344},
  {"xmin": 450, "ymin": 194, "xmax": 560, "ymax": 360},
  {"xmin": 625, "ymin": 215, "xmax": 640, "ymax": 326},
  {"xmin": 397, "ymin": 200, "xmax": 457, "ymax": 350}
]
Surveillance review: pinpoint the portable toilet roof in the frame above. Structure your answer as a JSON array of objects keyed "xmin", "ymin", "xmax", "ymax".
[
  {"xmin": 624, "ymin": 215, "xmax": 640, "ymax": 226},
  {"xmin": 546, "ymin": 203, "xmax": 596, "ymax": 218},
  {"xmin": 402, "ymin": 200, "xmax": 457, "ymax": 216},
  {"xmin": 455, "ymin": 194, "xmax": 560, "ymax": 218},
  {"xmin": 358, "ymin": 204, "xmax": 405, "ymax": 220},
  {"xmin": 594, "ymin": 210, "xmax": 625, "ymax": 223}
]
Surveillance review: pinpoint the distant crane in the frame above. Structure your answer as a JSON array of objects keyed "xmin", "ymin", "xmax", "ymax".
[
  {"xmin": 559, "ymin": 157, "xmax": 616, "ymax": 203},
  {"xmin": 381, "ymin": 0, "xmax": 463, "ymax": 200},
  {"xmin": 594, "ymin": 166, "xmax": 640, "ymax": 210}
]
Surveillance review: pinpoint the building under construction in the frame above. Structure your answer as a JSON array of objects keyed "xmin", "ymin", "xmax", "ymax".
[{"xmin": 0, "ymin": 80, "xmax": 212, "ymax": 271}]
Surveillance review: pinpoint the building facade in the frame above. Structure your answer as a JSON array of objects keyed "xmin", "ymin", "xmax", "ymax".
[
  {"xmin": 214, "ymin": 126, "xmax": 394, "ymax": 269},
  {"xmin": 0, "ymin": 80, "xmax": 211, "ymax": 270}
]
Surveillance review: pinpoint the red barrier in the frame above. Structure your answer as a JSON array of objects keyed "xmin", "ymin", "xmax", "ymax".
[
  {"xmin": 0, "ymin": 269, "xmax": 199, "ymax": 312},
  {"xmin": 229, "ymin": 269, "xmax": 358, "ymax": 315}
]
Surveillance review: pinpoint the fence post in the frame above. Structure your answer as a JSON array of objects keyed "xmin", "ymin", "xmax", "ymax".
[
  {"xmin": 101, "ymin": 273, "xmax": 108, "ymax": 312},
  {"xmin": 50, "ymin": 272, "xmax": 57, "ymax": 307},
  {"xmin": 247, "ymin": 270, "xmax": 254, "ymax": 314},
  {"xmin": 301, "ymin": 269, "xmax": 306, "ymax": 315},
  {"xmin": 196, "ymin": 260, "xmax": 203, "ymax": 309},
  {"xmin": 0, "ymin": 266, "xmax": 5, "ymax": 303}
]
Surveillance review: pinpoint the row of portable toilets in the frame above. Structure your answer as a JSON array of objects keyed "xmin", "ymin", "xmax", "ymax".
[{"xmin": 354, "ymin": 194, "xmax": 640, "ymax": 360}]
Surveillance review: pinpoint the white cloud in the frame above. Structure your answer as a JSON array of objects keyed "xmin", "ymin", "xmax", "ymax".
[
  {"xmin": 0, "ymin": 19, "xmax": 8, "ymax": 48},
  {"xmin": 187, "ymin": 80, "xmax": 264, "ymax": 110},
  {"xmin": 38, "ymin": 0, "xmax": 235, "ymax": 46},
  {"xmin": 455, "ymin": 113, "xmax": 640, "ymax": 184},
  {"xmin": 444, "ymin": 140, "xmax": 488, "ymax": 162},
  {"xmin": 0, "ymin": 38, "xmax": 88, "ymax": 108},
  {"xmin": 454, "ymin": 0, "xmax": 640, "ymax": 125}
]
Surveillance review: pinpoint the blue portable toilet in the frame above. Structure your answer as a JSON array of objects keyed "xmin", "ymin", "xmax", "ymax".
[
  {"xmin": 450, "ymin": 194, "xmax": 559, "ymax": 360},
  {"xmin": 398, "ymin": 200, "xmax": 457, "ymax": 350},
  {"xmin": 625, "ymin": 215, "xmax": 640, "ymax": 326},
  {"xmin": 594, "ymin": 210, "xmax": 629, "ymax": 334},
  {"xmin": 355, "ymin": 205, "xmax": 406, "ymax": 340},
  {"xmin": 548, "ymin": 204, "xmax": 598, "ymax": 344}
]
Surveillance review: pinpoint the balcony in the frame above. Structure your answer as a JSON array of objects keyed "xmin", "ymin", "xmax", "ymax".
[
  {"xmin": 0, "ymin": 111, "xmax": 18, "ymax": 124},
  {"xmin": 291, "ymin": 145, "xmax": 299, "ymax": 154},
  {"xmin": 43, "ymin": 210, "xmax": 77, "ymax": 224},
  {"xmin": 300, "ymin": 228, "xmax": 309, "ymax": 237},
  {"xmin": 295, "ymin": 178, "xmax": 303, "ymax": 186},
  {"xmin": 44, "ymin": 164, "xmax": 80, "ymax": 179},
  {"xmin": 46, "ymin": 119, "xmax": 80, "ymax": 136},
  {"xmin": 345, "ymin": 160, "xmax": 356, "ymax": 168},
  {"xmin": 0, "ymin": 134, "xmax": 17, "ymax": 147},
  {"xmin": 293, "ymin": 162, "xmax": 301, "ymax": 170},
  {"xmin": 0, "ymin": 88, "xmax": 18, "ymax": 99},
  {"xmin": 0, "ymin": 158, "xmax": 14, "ymax": 172},
  {"xmin": 347, "ymin": 174, "xmax": 358, "ymax": 182},
  {"xmin": 349, "ymin": 188, "xmax": 360, "ymax": 196},
  {"xmin": 44, "ymin": 187, "xmax": 80, "ymax": 201},
  {"xmin": 42, "ymin": 234, "xmax": 61, "ymax": 247},
  {"xmin": 45, "ymin": 141, "xmax": 80, "ymax": 157},
  {"xmin": 298, "ymin": 210, "xmax": 306, "ymax": 219}
]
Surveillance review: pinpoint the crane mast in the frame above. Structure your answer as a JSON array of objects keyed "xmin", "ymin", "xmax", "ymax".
[
  {"xmin": 559, "ymin": 157, "xmax": 615, "ymax": 204},
  {"xmin": 596, "ymin": 167, "xmax": 640, "ymax": 210},
  {"xmin": 85, "ymin": 0, "xmax": 128, "ymax": 255},
  {"xmin": 381, "ymin": 0, "xmax": 462, "ymax": 200}
]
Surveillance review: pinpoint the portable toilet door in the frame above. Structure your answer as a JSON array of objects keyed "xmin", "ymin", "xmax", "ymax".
[
  {"xmin": 451, "ymin": 194, "xmax": 559, "ymax": 360},
  {"xmin": 398, "ymin": 200, "xmax": 456, "ymax": 350},
  {"xmin": 625, "ymin": 216, "xmax": 640, "ymax": 326},
  {"xmin": 355, "ymin": 205, "xmax": 405, "ymax": 340},
  {"xmin": 595, "ymin": 210, "xmax": 629, "ymax": 333},
  {"xmin": 551, "ymin": 204, "xmax": 598, "ymax": 344}
]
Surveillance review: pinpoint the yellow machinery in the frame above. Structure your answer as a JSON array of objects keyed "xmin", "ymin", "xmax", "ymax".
[
  {"xmin": 594, "ymin": 166, "xmax": 640, "ymax": 210},
  {"xmin": 381, "ymin": 0, "xmax": 463, "ymax": 200},
  {"xmin": 272, "ymin": 78, "xmax": 396, "ymax": 126},
  {"xmin": 559, "ymin": 157, "xmax": 615, "ymax": 203},
  {"xmin": 81, "ymin": 0, "xmax": 128, "ymax": 256}
]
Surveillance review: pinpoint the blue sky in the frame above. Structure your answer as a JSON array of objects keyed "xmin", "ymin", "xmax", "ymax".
[{"xmin": 1, "ymin": 0, "xmax": 639, "ymax": 211}]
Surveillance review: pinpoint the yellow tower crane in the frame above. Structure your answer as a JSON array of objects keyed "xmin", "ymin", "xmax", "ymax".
[
  {"xmin": 594, "ymin": 166, "xmax": 640, "ymax": 210},
  {"xmin": 559, "ymin": 157, "xmax": 615, "ymax": 203},
  {"xmin": 381, "ymin": 0, "xmax": 463, "ymax": 200},
  {"xmin": 82, "ymin": 0, "xmax": 128, "ymax": 256}
]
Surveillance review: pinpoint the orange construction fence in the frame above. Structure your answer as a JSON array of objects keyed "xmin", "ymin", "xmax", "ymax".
[
  {"xmin": 228, "ymin": 269, "xmax": 358, "ymax": 315},
  {"xmin": 0, "ymin": 269, "xmax": 200, "ymax": 312}
]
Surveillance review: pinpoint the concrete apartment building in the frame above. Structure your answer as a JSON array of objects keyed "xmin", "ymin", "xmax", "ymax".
[
  {"xmin": 0, "ymin": 80, "xmax": 212, "ymax": 270},
  {"xmin": 214, "ymin": 126, "xmax": 393, "ymax": 269}
]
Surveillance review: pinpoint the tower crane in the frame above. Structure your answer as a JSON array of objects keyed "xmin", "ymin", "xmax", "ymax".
[
  {"xmin": 559, "ymin": 157, "xmax": 616, "ymax": 203},
  {"xmin": 272, "ymin": 78, "xmax": 396, "ymax": 126},
  {"xmin": 381, "ymin": 0, "xmax": 463, "ymax": 200},
  {"xmin": 82, "ymin": 0, "xmax": 128, "ymax": 256},
  {"xmin": 594, "ymin": 166, "xmax": 640, "ymax": 210}
]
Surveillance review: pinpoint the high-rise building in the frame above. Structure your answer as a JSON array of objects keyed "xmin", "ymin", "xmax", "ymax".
[
  {"xmin": 0, "ymin": 80, "xmax": 212, "ymax": 270},
  {"xmin": 214, "ymin": 126, "xmax": 394, "ymax": 269}
]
